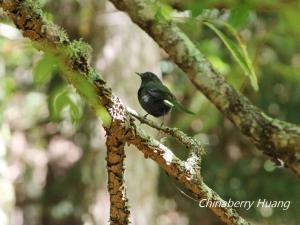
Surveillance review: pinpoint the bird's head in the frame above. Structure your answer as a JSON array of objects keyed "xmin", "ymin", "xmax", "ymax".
[{"xmin": 136, "ymin": 72, "xmax": 162, "ymax": 83}]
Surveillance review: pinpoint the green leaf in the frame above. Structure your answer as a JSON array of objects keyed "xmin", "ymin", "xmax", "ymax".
[
  {"xmin": 228, "ymin": 5, "xmax": 250, "ymax": 29},
  {"xmin": 33, "ymin": 54, "xmax": 57, "ymax": 85},
  {"xmin": 187, "ymin": 3, "xmax": 205, "ymax": 17},
  {"xmin": 154, "ymin": 2, "xmax": 173, "ymax": 22},
  {"xmin": 49, "ymin": 88, "xmax": 69, "ymax": 120},
  {"xmin": 69, "ymin": 100, "xmax": 81, "ymax": 123},
  {"xmin": 48, "ymin": 87, "xmax": 82, "ymax": 123},
  {"xmin": 204, "ymin": 21, "xmax": 258, "ymax": 91},
  {"xmin": 3, "ymin": 77, "xmax": 16, "ymax": 97}
]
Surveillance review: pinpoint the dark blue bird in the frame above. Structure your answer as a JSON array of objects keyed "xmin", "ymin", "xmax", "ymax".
[{"xmin": 136, "ymin": 72, "xmax": 195, "ymax": 117}]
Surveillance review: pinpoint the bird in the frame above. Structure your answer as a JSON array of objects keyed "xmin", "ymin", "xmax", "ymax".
[{"xmin": 136, "ymin": 71, "xmax": 195, "ymax": 117}]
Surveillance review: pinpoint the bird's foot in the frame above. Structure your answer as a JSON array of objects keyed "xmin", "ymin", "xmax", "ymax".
[
  {"xmin": 142, "ymin": 114, "xmax": 149, "ymax": 120},
  {"xmin": 139, "ymin": 113, "xmax": 149, "ymax": 125}
]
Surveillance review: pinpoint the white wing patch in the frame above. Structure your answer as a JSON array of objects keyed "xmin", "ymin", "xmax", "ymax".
[{"xmin": 163, "ymin": 99, "xmax": 174, "ymax": 108}]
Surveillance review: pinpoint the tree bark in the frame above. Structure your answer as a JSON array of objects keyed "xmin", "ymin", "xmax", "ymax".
[
  {"xmin": 106, "ymin": 125, "xmax": 130, "ymax": 224},
  {"xmin": 96, "ymin": 6, "xmax": 161, "ymax": 223}
]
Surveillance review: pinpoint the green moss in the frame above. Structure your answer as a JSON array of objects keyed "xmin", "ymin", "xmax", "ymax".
[
  {"xmin": 19, "ymin": 0, "xmax": 43, "ymax": 17},
  {"xmin": 87, "ymin": 67, "xmax": 101, "ymax": 81},
  {"xmin": 56, "ymin": 27, "xmax": 69, "ymax": 43},
  {"xmin": 67, "ymin": 39, "xmax": 92, "ymax": 60}
]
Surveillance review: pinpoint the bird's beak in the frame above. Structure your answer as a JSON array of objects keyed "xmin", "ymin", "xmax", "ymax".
[{"xmin": 135, "ymin": 72, "xmax": 141, "ymax": 77}]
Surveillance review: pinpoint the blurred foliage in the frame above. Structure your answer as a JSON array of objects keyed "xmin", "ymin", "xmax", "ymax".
[
  {"xmin": 0, "ymin": 0, "xmax": 300, "ymax": 225},
  {"xmin": 33, "ymin": 54, "xmax": 58, "ymax": 85},
  {"xmin": 203, "ymin": 20, "xmax": 258, "ymax": 90}
]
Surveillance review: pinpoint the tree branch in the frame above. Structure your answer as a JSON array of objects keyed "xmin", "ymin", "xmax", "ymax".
[
  {"xmin": 128, "ymin": 108, "xmax": 204, "ymax": 167},
  {"xmin": 108, "ymin": 0, "xmax": 300, "ymax": 177},
  {"xmin": 127, "ymin": 124, "xmax": 249, "ymax": 225},
  {"xmin": 106, "ymin": 124, "xmax": 130, "ymax": 224},
  {"xmin": 0, "ymin": 1, "xmax": 250, "ymax": 224}
]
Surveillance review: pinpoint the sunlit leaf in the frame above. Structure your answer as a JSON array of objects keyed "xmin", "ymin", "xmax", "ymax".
[
  {"xmin": 69, "ymin": 100, "xmax": 81, "ymax": 123},
  {"xmin": 3, "ymin": 77, "xmax": 16, "ymax": 97},
  {"xmin": 50, "ymin": 88, "xmax": 69, "ymax": 120},
  {"xmin": 95, "ymin": 106, "xmax": 111, "ymax": 127},
  {"xmin": 204, "ymin": 21, "xmax": 258, "ymax": 91},
  {"xmin": 33, "ymin": 54, "xmax": 57, "ymax": 85},
  {"xmin": 48, "ymin": 87, "xmax": 82, "ymax": 123},
  {"xmin": 154, "ymin": 2, "xmax": 173, "ymax": 22}
]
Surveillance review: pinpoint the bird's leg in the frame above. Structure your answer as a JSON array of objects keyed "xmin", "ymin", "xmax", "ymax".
[
  {"xmin": 139, "ymin": 113, "xmax": 149, "ymax": 125},
  {"xmin": 160, "ymin": 115, "xmax": 165, "ymax": 128},
  {"xmin": 142, "ymin": 113, "xmax": 149, "ymax": 120},
  {"xmin": 157, "ymin": 115, "xmax": 165, "ymax": 138}
]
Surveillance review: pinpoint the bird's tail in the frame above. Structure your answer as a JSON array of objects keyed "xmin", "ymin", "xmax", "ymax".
[{"xmin": 164, "ymin": 99, "xmax": 195, "ymax": 115}]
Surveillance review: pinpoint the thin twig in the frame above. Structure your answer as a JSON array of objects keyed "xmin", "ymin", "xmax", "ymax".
[
  {"xmin": 128, "ymin": 109, "xmax": 204, "ymax": 152},
  {"xmin": 128, "ymin": 109, "xmax": 203, "ymax": 174}
]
